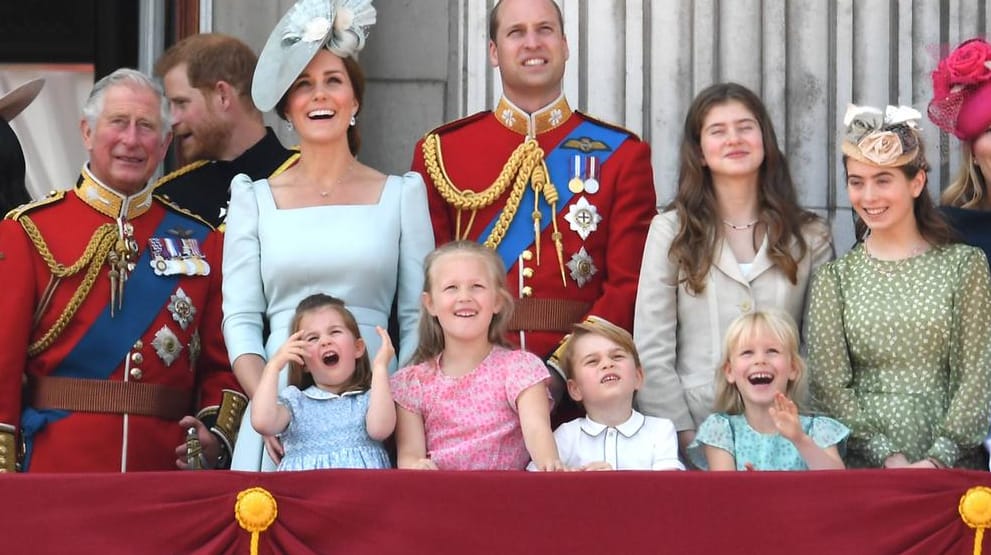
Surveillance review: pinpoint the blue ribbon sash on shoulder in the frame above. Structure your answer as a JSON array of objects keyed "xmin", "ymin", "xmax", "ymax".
[
  {"xmin": 478, "ymin": 120, "xmax": 630, "ymax": 269},
  {"xmin": 21, "ymin": 210, "xmax": 208, "ymax": 470}
]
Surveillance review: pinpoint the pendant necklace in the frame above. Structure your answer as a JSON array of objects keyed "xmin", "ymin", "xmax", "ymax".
[
  {"xmin": 722, "ymin": 218, "xmax": 758, "ymax": 231},
  {"xmin": 319, "ymin": 160, "xmax": 355, "ymax": 198}
]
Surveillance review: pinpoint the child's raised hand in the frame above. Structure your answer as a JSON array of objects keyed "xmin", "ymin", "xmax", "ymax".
[
  {"xmin": 768, "ymin": 392, "xmax": 802, "ymax": 441},
  {"xmin": 269, "ymin": 330, "xmax": 307, "ymax": 371},
  {"xmin": 372, "ymin": 326, "xmax": 395, "ymax": 372}
]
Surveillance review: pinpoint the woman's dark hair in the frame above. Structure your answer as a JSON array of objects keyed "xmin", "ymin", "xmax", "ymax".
[
  {"xmin": 667, "ymin": 82, "xmax": 819, "ymax": 295},
  {"xmin": 0, "ymin": 119, "xmax": 30, "ymax": 216},
  {"xmin": 844, "ymin": 137, "xmax": 957, "ymax": 246},
  {"xmin": 275, "ymin": 55, "xmax": 365, "ymax": 156}
]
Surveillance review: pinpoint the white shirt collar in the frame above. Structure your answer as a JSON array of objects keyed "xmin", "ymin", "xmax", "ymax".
[
  {"xmin": 301, "ymin": 385, "xmax": 363, "ymax": 400},
  {"xmin": 579, "ymin": 409, "xmax": 646, "ymax": 438}
]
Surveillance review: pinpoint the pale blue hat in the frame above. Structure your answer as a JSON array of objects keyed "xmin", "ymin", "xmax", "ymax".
[{"xmin": 252, "ymin": 0, "xmax": 376, "ymax": 113}]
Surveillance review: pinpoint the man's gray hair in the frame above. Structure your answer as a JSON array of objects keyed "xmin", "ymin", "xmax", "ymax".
[{"xmin": 82, "ymin": 68, "xmax": 172, "ymax": 139}]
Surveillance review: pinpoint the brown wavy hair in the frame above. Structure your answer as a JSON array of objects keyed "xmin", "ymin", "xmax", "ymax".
[
  {"xmin": 667, "ymin": 82, "xmax": 819, "ymax": 295},
  {"xmin": 409, "ymin": 241, "xmax": 515, "ymax": 366},
  {"xmin": 288, "ymin": 293, "xmax": 372, "ymax": 393},
  {"xmin": 844, "ymin": 136, "xmax": 958, "ymax": 246}
]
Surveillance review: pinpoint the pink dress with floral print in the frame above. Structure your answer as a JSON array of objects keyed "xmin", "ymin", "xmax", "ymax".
[{"xmin": 391, "ymin": 346, "xmax": 550, "ymax": 470}]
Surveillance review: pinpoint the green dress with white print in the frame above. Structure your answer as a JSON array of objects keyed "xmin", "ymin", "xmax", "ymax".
[{"xmin": 807, "ymin": 242, "xmax": 991, "ymax": 468}]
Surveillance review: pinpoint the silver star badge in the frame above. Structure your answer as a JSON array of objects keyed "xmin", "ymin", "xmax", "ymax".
[
  {"xmin": 563, "ymin": 196, "xmax": 602, "ymax": 240},
  {"xmin": 167, "ymin": 287, "xmax": 196, "ymax": 331},
  {"xmin": 567, "ymin": 247, "xmax": 597, "ymax": 287},
  {"xmin": 152, "ymin": 325, "xmax": 183, "ymax": 367}
]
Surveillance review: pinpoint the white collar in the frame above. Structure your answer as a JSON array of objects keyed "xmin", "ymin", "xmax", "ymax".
[
  {"xmin": 579, "ymin": 409, "xmax": 646, "ymax": 438},
  {"xmin": 301, "ymin": 385, "xmax": 363, "ymax": 400}
]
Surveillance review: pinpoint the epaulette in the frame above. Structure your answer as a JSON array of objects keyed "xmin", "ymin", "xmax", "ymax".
[
  {"xmin": 153, "ymin": 194, "xmax": 217, "ymax": 231},
  {"xmin": 153, "ymin": 160, "xmax": 211, "ymax": 190},
  {"xmin": 575, "ymin": 110, "xmax": 643, "ymax": 142},
  {"xmin": 422, "ymin": 111, "xmax": 491, "ymax": 139},
  {"xmin": 4, "ymin": 189, "xmax": 66, "ymax": 221},
  {"xmin": 270, "ymin": 151, "xmax": 301, "ymax": 179}
]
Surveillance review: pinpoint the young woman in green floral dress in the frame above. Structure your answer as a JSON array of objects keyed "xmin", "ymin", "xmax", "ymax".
[{"xmin": 807, "ymin": 104, "xmax": 991, "ymax": 469}]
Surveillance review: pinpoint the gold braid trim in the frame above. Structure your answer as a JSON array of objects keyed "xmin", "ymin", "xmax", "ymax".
[
  {"xmin": 19, "ymin": 216, "xmax": 118, "ymax": 356},
  {"xmin": 422, "ymin": 133, "xmax": 546, "ymax": 248}
]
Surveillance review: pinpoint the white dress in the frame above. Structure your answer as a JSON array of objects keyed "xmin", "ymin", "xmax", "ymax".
[{"xmin": 223, "ymin": 171, "xmax": 435, "ymax": 471}]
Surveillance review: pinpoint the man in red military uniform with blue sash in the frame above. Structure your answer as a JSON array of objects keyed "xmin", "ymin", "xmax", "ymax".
[
  {"xmin": 412, "ymin": 0, "xmax": 657, "ymax": 412},
  {"xmin": 0, "ymin": 69, "xmax": 244, "ymax": 472}
]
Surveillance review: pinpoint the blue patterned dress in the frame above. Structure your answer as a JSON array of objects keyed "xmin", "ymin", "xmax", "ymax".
[
  {"xmin": 688, "ymin": 413, "xmax": 849, "ymax": 471},
  {"xmin": 276, "ymin": 386, "xmax": 391, "ymax": 471}
]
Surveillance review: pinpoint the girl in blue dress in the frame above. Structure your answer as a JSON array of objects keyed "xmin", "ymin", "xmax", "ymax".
[
  {"xmin": 689, "ymin": 310, "xmax": 848, "ymax": 471},
  {"xmin": 251, "ymin": 294, "xmax": 395, "ymax": 471}
]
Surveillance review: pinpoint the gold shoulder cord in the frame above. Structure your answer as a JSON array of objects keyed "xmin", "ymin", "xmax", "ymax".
[
  {"xmin": 422, "ymin": 133, "xmax": 567, "ymax": 282},
  {"xmin": 19, "ymin": 216, "xmax": 118, "ymax": 356}
]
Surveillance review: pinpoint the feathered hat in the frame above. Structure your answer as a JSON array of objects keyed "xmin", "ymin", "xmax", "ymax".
[
  {"xmin": 841, "ymin": 104, "xmax": 923, "ymax": 168},
  {"xmin": 252, "ymin": 0, "xmax": 376, "ymax": 113}
]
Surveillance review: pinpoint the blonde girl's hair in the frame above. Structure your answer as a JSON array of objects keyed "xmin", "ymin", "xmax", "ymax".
[
  {"xmin": 559, "ymin": 317, "xmax": 642, "ymax": 381},
  {"xmin": 287, "ymin": 293, "xmax": 372, "ymax": 394},
  {"xmin": 941, "ymin": 144, "xmax": 989, "ymax": 209},
  {"xmin": 409, "ymin": 241, "xmax": 515, "ymax": 365},
  {"xmin": 712, "ymin": 309, "xmax": 807, "ymax": 414}
]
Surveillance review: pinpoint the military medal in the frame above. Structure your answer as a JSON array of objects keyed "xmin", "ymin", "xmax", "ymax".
[
  {"xmin": 168, "ymin": 287, "xmax": 196, "ymax": 331},
  {"xmin": 566, "ymin": 247, "xmax": 597, "ymax": 287},
  {"xmin": 584, "ymin": 156, "xmax": 601, "ymax": 194},
  {"xmin": 152, "ymin": 325, "xmax": 183, "ymax": 367},
  {"xmin": 567, "ymin": 154, "xmax": 584, "ymax": 193},
  {"xmin": 564, "ymin": 196, "xmax": 602, "ymax": 240},
  {"xmin": 148, "ymin": 238, "xmax": 170, "ymax": 275}
]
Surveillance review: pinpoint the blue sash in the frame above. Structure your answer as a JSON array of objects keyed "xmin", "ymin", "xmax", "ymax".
[
  {"xmin": 21, "ymin": 210, "xmax": 208, "ymax": 470},
  {"xmin": 479, "ymin": 121, "xmax": 630, "ymax": 269}
]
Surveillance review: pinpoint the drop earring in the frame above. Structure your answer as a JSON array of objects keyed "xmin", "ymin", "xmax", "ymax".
[
  {"xmin": 350, "ymin": 114, "xmax": 356, "ymax": 127},
  {"xmin": 286, "ymin": 119, "xmax": 294, "ymax": 131}
]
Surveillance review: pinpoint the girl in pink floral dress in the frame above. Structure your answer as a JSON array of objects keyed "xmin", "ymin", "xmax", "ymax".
[{"xmin": 391, "ymin": 241, "xmax": 564, "ymax": 470}]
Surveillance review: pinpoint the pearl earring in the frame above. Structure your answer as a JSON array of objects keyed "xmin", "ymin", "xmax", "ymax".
[
  {"xmin": 286, "ymin": 119, "xmax": 294, "ymax": 131},
  {"xmin": 350, "ymin": 115, "xmax": 356, "ymax": 127}
]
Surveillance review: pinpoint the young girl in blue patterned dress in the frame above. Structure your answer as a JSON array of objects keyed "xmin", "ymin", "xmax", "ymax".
[
  {"xmin": 689, "ymin": 310, "xmax": 848, "ymax": 471},
  {"xmin": 251, "ymin": 294, "xmax": 395, "ymax": 470}
]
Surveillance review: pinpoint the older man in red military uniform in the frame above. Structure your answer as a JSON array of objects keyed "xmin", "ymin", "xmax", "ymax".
[
  {"xmin": 412, "ymin": 0, "xmax": 656, "ymax": 409},
  {"xmin": 0, "ymin": 69, "xmax": 244, "ymax": 472}
]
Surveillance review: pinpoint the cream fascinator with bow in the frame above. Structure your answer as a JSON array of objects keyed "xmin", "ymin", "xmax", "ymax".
[
  {"xmin": 841, "ymin": 104, "xmax": 922, "ymax": 168},
  {"xmin": 252, "ymin": 0, "xmax": 376, "ymax": 113}
]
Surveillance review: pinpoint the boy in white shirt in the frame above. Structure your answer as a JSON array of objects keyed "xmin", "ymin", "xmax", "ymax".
[{"xmin": 535, "ymin": 317, "xmax": 684, "ymax": 471}]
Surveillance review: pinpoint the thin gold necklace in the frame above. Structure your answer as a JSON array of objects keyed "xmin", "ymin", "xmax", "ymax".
[
  {"xmin": 862, "ymin": 236, "xmax": 928, "ymax": 277},
  {"xmin": 318, "ymin": 159, "xmax": 355, "ymax": 198}
]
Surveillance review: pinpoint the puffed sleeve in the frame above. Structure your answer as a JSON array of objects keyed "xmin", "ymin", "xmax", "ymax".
[
  {"xmin": 390, "ymin": 364, "xmax": 423, "ymax": 415},
  {"xmin": 929, "ymin": 248, "xmax": 991, "ymax": 466},
  {"xmin": 807, "ymin": 260, "xmax": 894, "ymax": 466},
  {"xmin": 221, "ymin": 174, "xmax": 267, "ymax": 364},
  {"xmin": 504, "ymin": 350, "xmax": 552, "ymax": 409},
  {"xmin": 686, "ymin": 413, "xmax": 734, "ymax": 470},
  {"xmin": 807, "ymin": 416, "xmax": 850, "ymax": 449},
  {"xmin": 411, "ymin": 137, "xmax": 454, "ymax": 246},
  {"xmin": 396, "ymin": 172, "xmax": 435, "ymax": 366},
  {"xmin": 634, "ymin": 212, "xmax": 693, "ymax": 431}
]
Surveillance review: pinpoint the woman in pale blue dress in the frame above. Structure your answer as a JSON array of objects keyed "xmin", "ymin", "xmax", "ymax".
[{"xmin": 223, "ymin": 0, "xmax": 434, "ymax": 471}]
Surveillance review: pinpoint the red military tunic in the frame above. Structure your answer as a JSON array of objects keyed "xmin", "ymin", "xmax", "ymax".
[
  {"xmin": 0, "ymin": 167, "xmax": 239, "ymax": 472},
  {"xmin": 412, "ymin": 95, "xmax": 657, "ymax": 361}
]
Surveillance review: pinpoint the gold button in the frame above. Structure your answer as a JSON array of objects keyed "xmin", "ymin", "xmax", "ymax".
[
  {"xmin": 131, "ymin": 353, "xmax": 144, "ymax": 364},
  {"xmin": 521, "ymin": 250, "xmax": 533, "ymax": 261},
  {"xmin": 130, "ymin": 368, "xmax": 143, "ymax": 380},
  {"xmin": 740, "ymin": 300, "xmax": 752, "ymax": 312},
  {"xmin": 522, "ymin": 267, "xmax": 534, "ymax": 278},
  {"xmin": 133, "ymin": 340, "xmax": 143, "ymax": 350},
  {"xmin": 521, "ymin": 286, "xmax": 533, "ymax": 297},
  {"xmin": 0, "ymin": 445, "xmax": 6, "ymax": 454}
]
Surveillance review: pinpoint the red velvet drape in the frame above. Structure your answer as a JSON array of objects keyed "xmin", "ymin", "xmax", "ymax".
[{"xmin": 3, "ymin": 469, "xmax": 988, "ymax": 554}]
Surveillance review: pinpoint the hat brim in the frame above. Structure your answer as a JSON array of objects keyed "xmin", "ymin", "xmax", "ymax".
[
  {"xmin": 841, "ymin": 140, "xmax": 918, "ymax": 168},
  {"xmin": 0, "ymin": 78, "xmax": 44, "ymax": 122},
  {"xmin": 252, "ymin": 0, "xmax": 333, "ymax": 113}
]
